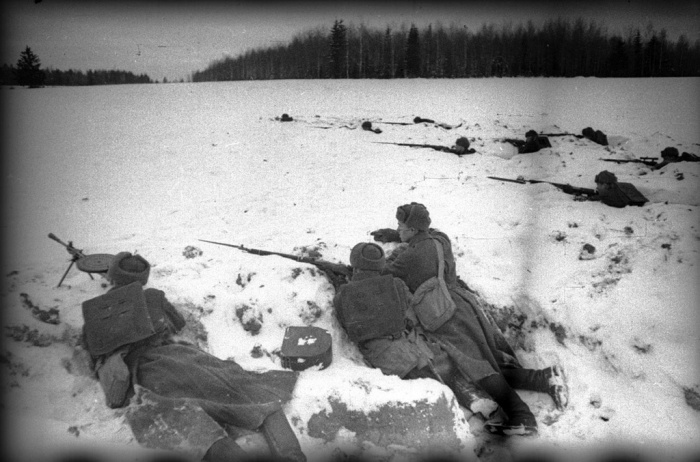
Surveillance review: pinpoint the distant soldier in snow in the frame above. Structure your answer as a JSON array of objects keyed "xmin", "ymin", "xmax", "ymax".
[
  {"xmin": 505, "ymin": 130, "xmax": 552, "ymax": 154},
  {"xmin": 577, "ymin": 170, "xmax": 648, "ymax": 208},
  {"xmin": 370, "ymin": 203, "xmax": 568, "ymax": 436},
  {"xmin": 582, "ymin": 127, "xmax": 609, "ymax": 146},
  {"xmin": 652, "ymin": 147, "xmax": 700, "ymax": 170},
  {"xmin": 81, "ymin": 252, "xmax": 306, "ymax": 462},
  {"xmin": 361, "ymin": 120, "xmax": 382, "ymax": 133},
  {"xmin": 450, "ymin": 136, "xmax": 474, "ymax": 155}
]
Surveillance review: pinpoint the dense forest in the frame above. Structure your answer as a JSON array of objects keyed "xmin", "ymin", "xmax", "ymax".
[
  {"xmin": 0, "ymin": 63, "xmax": 153, "ymax": 86},
  {"xmin": 192, "ymin": 18, "xmax": 700, "ymax": 81}
]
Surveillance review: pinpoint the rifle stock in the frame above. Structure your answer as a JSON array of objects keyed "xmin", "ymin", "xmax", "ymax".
[
  {"xmin": 487, "ymin": 176, "xmax": 597, "ymax": 197},
  {"xmin": 198, "ymin": 239, "xmax": 352, "ymax": 289}
]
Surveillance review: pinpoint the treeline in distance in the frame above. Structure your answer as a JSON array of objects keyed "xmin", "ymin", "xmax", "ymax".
[
  {"xmin": 1, "ymin": 64, "xmax": 153, "ymax": 86},
  {"xmin": 191, "ymin": 17, "xmax": 700, "ymax": 81}
]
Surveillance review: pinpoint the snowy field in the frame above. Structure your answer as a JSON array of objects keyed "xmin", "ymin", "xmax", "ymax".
[{"xmin": 1, "ymin": 77, "xmax": 699, "ymax": 462}]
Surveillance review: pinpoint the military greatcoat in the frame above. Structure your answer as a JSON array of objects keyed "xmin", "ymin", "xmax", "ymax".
[{"xmin": 382, "ymin": 229, "xmax": 522, "ymax": 383}]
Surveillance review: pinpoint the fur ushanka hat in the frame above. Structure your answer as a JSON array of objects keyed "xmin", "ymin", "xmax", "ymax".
[
  {"xmin": 594, "ymin": 170, "xmax": 618, "ymax": 185},
  {"xmin": 349, "ymin": 243, "xmax": 385, "ymax": 271},
  {"xmin": 396, "ymin": 202, "xmax": 431, "ymax": 231},
  {"xmin": 107, "ymin": 252, "xmax": 151, "ymax": 286},
  {"xmin": 660, "ymin": 147, "xmax": 680, "ymax": 159}
]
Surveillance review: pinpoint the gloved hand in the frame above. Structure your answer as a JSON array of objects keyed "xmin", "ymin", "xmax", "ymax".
[
  {"xmin": 574, "ymin": 194, "xmax": 588, "ymax": 202},
  {"xmin": 370, "ymin": 228, "xmax": 401, "ymax": 243}
]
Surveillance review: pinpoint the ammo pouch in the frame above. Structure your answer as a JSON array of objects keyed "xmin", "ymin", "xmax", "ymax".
[
  {"xmin": 337, "ymin": 275, "xmax": 406, "ymax": 342},
  {"xmin": 411, "ymin": 239, "xmax": 456, "ymax": 331},
  {"xmin": 82, "ymin": 282, "xmax": 156, "ymax": 358}
]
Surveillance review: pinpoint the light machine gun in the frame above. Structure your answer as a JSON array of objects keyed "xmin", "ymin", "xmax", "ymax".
[{"xmin": 48, "ymin": 233, "xmax": 114, "ymax": 287}]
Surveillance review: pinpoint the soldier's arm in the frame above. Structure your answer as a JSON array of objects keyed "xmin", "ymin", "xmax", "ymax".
[
  {"xmin": 382, "ymin": 246, "xmax": 414, "ymax": 282},
  {"xmin": 161, "ymin": 293, "xmax": 186, "ymax": 333}
]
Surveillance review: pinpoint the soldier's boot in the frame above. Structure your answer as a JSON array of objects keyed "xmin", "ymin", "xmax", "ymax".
[
  {"xmin": 96, "ymin": 351, "xmax": 131, "ymax": 409},
  {"xmin": 451, "ymin": 372, "xmax": 498, "ymax": 418},
  {"xmin": 203, "ymin": 436, "xmax": 247, "ymax": 462},
  {"xmin": 502, "ymin": 365, "xmax": 569, "ymax": 411},
  {"xmin": 478, "ymin": 373, "xmax": 538, "ymax": 437},
  {"xmin": 261, "ymin": 409, "xmax": 307, "ymax": 462}
]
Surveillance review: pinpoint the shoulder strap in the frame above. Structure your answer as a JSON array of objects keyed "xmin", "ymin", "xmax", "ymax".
[{"xmin": 431, "ymin": 238, "xmax": 446, "ymax": 282}]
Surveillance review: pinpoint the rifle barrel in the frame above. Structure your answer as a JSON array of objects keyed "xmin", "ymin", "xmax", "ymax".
[
  {"xmin": 487, "ymin": 177, "xmax": 596, "ymax": 196},
  {"xmin": 540, "ymin": 133, "xmax": 583, "ymax": 138},
  {"xmin": 373, "ymin": 142, "xmax": 425, "ymax": 147},
  {"xmin": 487, "ymin": 176, "xmax": 527, "ymax": 184},
  {"xmin": 48, "ymin": 233, "xmax": 69, "ymax": 247},
  {"xmin": 198, "ymin": 239, "xmax": 306, "ymax": 262}
]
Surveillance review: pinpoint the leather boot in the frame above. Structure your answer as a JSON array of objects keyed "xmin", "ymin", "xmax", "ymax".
[
  {"xmin": 261, "ymin": 410, "xmax": 306, "ymax": 462},
  {"xmin": 477, "ymin": 373, "xmax": 537, "ymax": 436},
  {"xmin": 451, "ymin": 372, "xmax": 498, "ymax": 418},
  {"xmin": 203, "ymin": 436, "xmax": 247, "ymax": 462},
  {"xmin": 502, "ymin": 365, "xmax": 568, "ymax": 410}
]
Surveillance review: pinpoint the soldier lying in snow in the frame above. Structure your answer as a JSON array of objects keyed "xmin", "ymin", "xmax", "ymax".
[
  {"xmin": 504, "ymin": 130, "xmax": 552, "ymax": 154},
  {"xmin": 339, "ymin": 204, "xmax": 568, "ymax": 437},
  {"xmin": 81, "ymin": 252, "xmax": 306, "ymax": 462},
  {"xmin": 652, "ymin": 147, "xmax": 700, "ymax": 170},
  {"xmin": 575, "ymin": 170, "xmax": 648, "ymax": 208},
  {"xmin": 368, "ymin": 203, "xmax": 568, "ymax": 436}
]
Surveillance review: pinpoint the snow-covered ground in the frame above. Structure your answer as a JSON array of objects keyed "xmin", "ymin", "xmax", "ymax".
[{"xmin": 1, "ymin": 78, "xmax": 699, "ymax": 462}]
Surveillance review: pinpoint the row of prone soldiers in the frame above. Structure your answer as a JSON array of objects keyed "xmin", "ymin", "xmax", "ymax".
[
  {"xmin": 368, "ymin": 123, "xmax": 698, "ymax": 208},
  {"xmin": 80, "ymin": 203, "xmax": 568, "ymax": 461}
]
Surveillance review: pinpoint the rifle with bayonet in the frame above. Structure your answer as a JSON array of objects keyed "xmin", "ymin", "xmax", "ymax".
[
  {"xmin": 198, "ymin": 239, "xmax": 352, "ymax": 290},
  {"xmin": 487, "ymin": 176, "xmax": 598, "ymax": 197},
  {"xmin": 373, "ymin": 121, "xmax": 414, "ymax": 126},
  {"xmin": 600, "ymin": 157, "xmax": 658, "ymax": 167},
  {"xmin": 373, "ymin": 141, "xmax": 454, "ymax": 152},
  {"xmin": 538, "ymin": 132, "xmax": 584, "ymax": 138},
  {"xmin": 372, "ymin": 141, "xmax": 476, "ymax": 155},
  {"xmin": 498, "ymin": 132, "xmax": 581, "ymax": 143},
  {"xmin": 48, "ymin": 233, "xmax": 114, "ymax": 287}
]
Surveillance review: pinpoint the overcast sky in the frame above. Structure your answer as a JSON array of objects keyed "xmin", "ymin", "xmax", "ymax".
[{"xmin": 2, "ymin": 0, "xmax": 699, "ymax": 82}]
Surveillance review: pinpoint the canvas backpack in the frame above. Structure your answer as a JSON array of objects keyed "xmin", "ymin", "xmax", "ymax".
[{"xmin": 337, "ymin": 274, "xmax": 407, "ymax": 342}]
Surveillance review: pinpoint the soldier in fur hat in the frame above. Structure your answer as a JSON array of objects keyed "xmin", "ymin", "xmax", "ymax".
[
  {"xmin": 652, "ymin": 147, "xmax": 700, "ymax": 170},
  {"xmin": 334, "ymin": 242, "xmax": 498, "ymax": 417},
  {"xmin": 334, "ymin": 242, "xmax": 433, "ymax": 378},
  {"xmin": 82, "ymin": 252, "xmax": 306, "ymax": 462},
  {"xmin": 578, "ymin": 170, "xmax": 648, "ymax": 208},
  {"xmin": 370, "ymin": 203, "xmax": 568, "ymax": 436},
  {"xmin": 503, "ymin": 130, "xmax": 552, "ymax": 154}
]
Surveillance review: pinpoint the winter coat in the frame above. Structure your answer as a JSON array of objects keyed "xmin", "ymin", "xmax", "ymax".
[
  {"xmin": 596, "ymin": 183, "xmax": 632, "ymax": 208},
  {"xmin": 88, "ymin": 286, "xmax": 299, "ymax": 432},
  {"xmin": 382, "ymin": 230, "xmax": 521, "ymax": 383},
  {"xmin": 591, "ymin": 182, "xmax": 648, "ymax": 208},
  {"xmin": 333, "ymin": 271, "xmax": 434, "ymax": 378}
]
